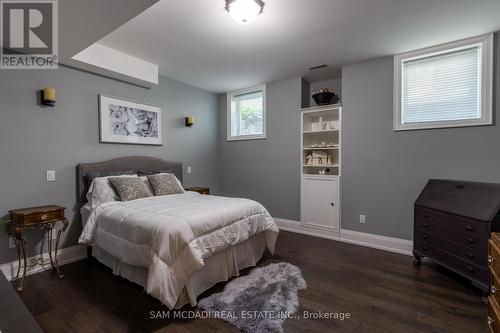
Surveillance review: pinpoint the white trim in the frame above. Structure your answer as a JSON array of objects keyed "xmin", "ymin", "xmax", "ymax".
[
  {"xmin": 339, "ymin": 229, "xmax": 413, "ymax": 256},
  {"xmin": 393, "ymin": 33, "xmax": 494, "ymax": 131},
  {"xmin": 0, "ymin": 245, "xmax": 87, "ymax": 281},
  {"xmin": 227, "ymin": 85, "xmax": 266, "ymax": 141},
  {"xmin": 274, "ymin": 218, "xmax": 413, "ymax": 256}
]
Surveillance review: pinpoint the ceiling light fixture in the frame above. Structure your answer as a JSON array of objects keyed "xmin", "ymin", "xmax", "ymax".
[{"xmin": 225, "ymin": 0, "xmax": 265, "ymax": 24}]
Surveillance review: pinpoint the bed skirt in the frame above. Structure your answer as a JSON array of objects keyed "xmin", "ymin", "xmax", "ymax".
[{"xmin": 90, "ymin": 232, "xmax": 267, "ymax": 309}]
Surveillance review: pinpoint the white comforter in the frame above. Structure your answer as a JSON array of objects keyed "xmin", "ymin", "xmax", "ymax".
[{"xmin": 79, "ymin": 192, "xmax": 279, "ymax": 308}]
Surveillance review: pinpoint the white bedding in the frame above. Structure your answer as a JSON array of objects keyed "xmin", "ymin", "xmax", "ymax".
[{"xmin": 79, "ymin": 192, "xmax": 278, "ymax": 309}]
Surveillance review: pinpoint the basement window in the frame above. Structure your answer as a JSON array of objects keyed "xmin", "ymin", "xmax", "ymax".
[
  {"xmin": 227, "ymin": 85, "xmax": 266, "ymax": 141},
  {"xmin": 394, "ymin": 34, "xmax": 493, "ymax": 131}
]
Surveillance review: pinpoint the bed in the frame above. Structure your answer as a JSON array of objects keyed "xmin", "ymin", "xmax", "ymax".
[{"xmin": 77, "ymin": 156, "xmax": 279, "ymax": 309}]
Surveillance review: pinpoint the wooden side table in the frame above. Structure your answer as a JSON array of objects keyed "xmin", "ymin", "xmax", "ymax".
[
  {"xmin": 7, "ymin": 205, "xmax": 68, "ymax": 291},
  {"xmin": 185, "ymin": 187, "xmax": 210, "ymax": 195}
]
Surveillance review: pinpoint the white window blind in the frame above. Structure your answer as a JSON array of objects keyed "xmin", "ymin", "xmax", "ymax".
[
  {"xmin": 394, "ymin": 34, "xmax": 493, "ymax": 131},
  {"xmin": 402, "ymin": 47, "xmax": 480, "ymax": 124}
]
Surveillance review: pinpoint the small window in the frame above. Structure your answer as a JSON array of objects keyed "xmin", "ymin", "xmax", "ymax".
[
  {"xmin": 227, "ymin": 85, "xmax": 266, "ymax": 141},
  {"xmin": 394, "ymin": 34, "xmax": 493, "ymax": 131}
]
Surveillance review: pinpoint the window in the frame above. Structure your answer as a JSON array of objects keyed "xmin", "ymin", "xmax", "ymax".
[
  {"xmin": 394, "ymin": 34, "xmax": 493, "ymax": 131},
  {"xmin": 227, "ymin": 85, "xmax": 266, "ymax": 141}
]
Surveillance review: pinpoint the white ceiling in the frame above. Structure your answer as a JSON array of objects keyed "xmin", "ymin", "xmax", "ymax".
[
  {"xmin": 98, "ymin": 0, "xmax": 500, "ymax": 93},
  {"xmin": 60, "ymin": 0, "xmax": 158, "ymax": 63}
]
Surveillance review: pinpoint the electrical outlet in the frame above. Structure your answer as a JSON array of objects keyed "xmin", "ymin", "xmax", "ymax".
[
  {"xmin": 360, "ymin": 215, "xmax": 366, "ymax": 224},
  {"xmin": 46, "ymin": 170, "xmax": 55, "ymax": 182},
  {"xmin": 9, "ymin": 237, "xmax": 16, "ymax": 248},
  {"xmin": 187, "ymin": 166, "xmax": 192, "ymax": 174}
]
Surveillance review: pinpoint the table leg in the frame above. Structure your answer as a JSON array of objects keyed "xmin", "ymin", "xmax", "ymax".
[
  {"xmin": 17, "ymin": 236, "xmax": 27, "ymax": 291},
  {"xmin": 47, "ymin": 227, "xmax": 54, "ymax": 269},
  {"xmin": 51, "ymin": 223, "xmax": 64, "ymax": 278},
  {"xmin": 13, "ymin": 236, "xmax": 22, "ymax": 280}
]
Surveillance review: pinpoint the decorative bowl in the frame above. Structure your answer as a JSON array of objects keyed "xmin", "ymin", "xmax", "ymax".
[{"xmin": 312, "ymin": 92, "xmax": 339, "ymax": 106}]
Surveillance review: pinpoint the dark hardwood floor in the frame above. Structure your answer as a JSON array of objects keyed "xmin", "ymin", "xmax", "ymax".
[{"xmin": 17, "ymin": 231, "xmax": 487, "ymax": 332}]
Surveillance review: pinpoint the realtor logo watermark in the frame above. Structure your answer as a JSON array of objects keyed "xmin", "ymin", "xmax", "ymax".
[{"xmin": 1, "ymin": 0, "xmax": 58, "ymax": 69}]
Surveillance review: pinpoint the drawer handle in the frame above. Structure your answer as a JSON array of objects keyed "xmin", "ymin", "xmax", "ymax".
[
  {"xmin": 423, "ymin": 223, "xmax": 429, "ymax": 229},
  {"xmin": 465, "ymin": 225, "xmax": 474, "ymax": 232},
  {"xmin": 424, "ymin": 214, "xmax": 430, "ymax": 218},
  {"xmin": 456, "ymin": 184, "xmax": 465, "ymax": 189},
  {"xmin": 467, "ymin": 238, "xmax": 475, "ymax": 245},
  {"xmin": 422, "ymin": 234, "xmax": 429, "ymax": 240},
  {"xmin": 41, "ymin": 214, "xmax": 48, "ymax": 220},
  {"xmin": 489, "ymin": 255, "xmax": 496, "ymax": 265},
  {"xmin": 466, "ymin": 266, "xmax": 474, "ymax": 273},
  {"xmin": 466, "ymin": 252, "xmax": 475, "ymax": 259},
  {"xmin": 488, "ymin": 316, "xmax": 496, "ymax": 327},
  {"xmin": 492, "ymin": 285, "xmax": 497, "ymax": 294},
  {"xmin": 422, "ymin": 246, "xmax": 429, "ymax": 251}
]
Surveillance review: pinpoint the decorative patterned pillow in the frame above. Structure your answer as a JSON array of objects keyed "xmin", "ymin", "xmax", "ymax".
[
  {"xmin": 146, "ymin": 173, "xmax": 185, "ymax": 196},
  {"xmin": 108, "ymin": 177, "xmax": 153, "ymax": 201}
]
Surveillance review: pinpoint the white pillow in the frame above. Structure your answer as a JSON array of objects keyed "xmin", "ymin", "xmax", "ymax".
[{"xmin": 86, "ymin": 174, "xmax": 137, "ymax": 209}]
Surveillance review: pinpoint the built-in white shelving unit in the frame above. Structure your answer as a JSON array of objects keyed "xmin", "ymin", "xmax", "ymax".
[{"xmin": 300, "ymin": 104, "xmax": 342, "ymax": 234}]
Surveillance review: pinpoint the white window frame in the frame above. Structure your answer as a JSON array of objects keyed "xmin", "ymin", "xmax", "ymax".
[
  {"xmin": 393, "ymin": 34, "xmax": 494, "ymax": 131},
  {"xmin": 227, "ymin": 85, "xmax": 266, "ymax": 141}
]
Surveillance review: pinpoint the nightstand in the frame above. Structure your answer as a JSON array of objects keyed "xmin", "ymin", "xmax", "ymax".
[
  {"xmin": 185, "ymin": 187, "xmax": 210, "ymax": 195},
  {"xmin": 7, "ymin": 205, "xmax": 68, "ymax": 291}
]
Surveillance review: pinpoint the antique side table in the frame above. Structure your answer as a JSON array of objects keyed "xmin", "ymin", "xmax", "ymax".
[{"xmin": 6, "ymin": 205, "xmax": 68, "ymax": 291}]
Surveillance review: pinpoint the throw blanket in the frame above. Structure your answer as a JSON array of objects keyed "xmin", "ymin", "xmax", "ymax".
[{"xmin": 79, "ymin": 192, "xmax": 279, "ymax": 309}]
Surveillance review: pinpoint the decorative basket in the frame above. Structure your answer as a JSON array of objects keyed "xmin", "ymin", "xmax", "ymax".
[{"xmin": 312, "ymin": 91, "xmax": 339, "ymax": 106}]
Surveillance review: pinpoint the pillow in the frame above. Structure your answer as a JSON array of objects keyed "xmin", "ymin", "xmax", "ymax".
[
  {"xmin": 109, "ymin": 177, "xmax": 153, "ymax": 201},
  {"xmin": 85, "ymin": 170, "xmax": 136, "ymax": 188},
  {"xmin": 86, "ymin": 174, "xmax": 137, "ymax": 208},
  {"xmin": 137, "ymin": 169, "xmax": 175, "ymax": 176},
  {"xmin": 139, "ymin": 176, "xmax": 155, "ymax": 197},
  {"xmin": 146, "ymin": 173, "xmax": 185, "ymax": 196}
]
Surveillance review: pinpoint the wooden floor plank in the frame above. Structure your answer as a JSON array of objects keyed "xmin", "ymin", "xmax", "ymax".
[{"xmin": 16, "ymin": 231, "xmax": 488, "ymax": 332}]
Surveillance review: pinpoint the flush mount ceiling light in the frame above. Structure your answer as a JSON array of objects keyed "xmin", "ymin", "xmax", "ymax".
[{"xmin": 225, "ymin": 0, "xmax": 265, "ymax": 24}]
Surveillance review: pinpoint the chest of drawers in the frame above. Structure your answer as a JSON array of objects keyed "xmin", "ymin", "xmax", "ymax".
[
  {"xmin": 413, "ymin": 179, "xmax": 500, "ymax": 295},
  {"xmin": 488, "ymin": 233, "xmax": 500, "ymax": 332}
]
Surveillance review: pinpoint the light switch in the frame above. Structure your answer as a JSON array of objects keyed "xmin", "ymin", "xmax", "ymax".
[
  {"xmin": 46, "ymin": 170, "xmax": 55, "ymax": 182},
  {"xmin": 360, "ymin": 215, "xmax": 366, "ymax": 224},
  {"xmin": 187, "ymin": 166, "xmax": 192, "ymax": 174}
]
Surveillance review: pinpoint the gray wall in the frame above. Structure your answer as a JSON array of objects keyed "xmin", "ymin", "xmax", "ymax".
[
  {"xmin": 0, "ymin": 66, "xmax": 219, "ymax": 264},
  {"xmin": 218, "ymin": 77, "xmax": 303, "ymax": 221},
  {"xmin": 309, "ymin": 78, "xmax": 342, "ymax": 107},
  {"xmin": 340, "ymin": 33, "xmax": 500, "ymax": 240}
]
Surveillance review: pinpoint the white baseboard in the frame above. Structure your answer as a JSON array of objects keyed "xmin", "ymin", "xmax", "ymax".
[
  {"xmin": 274, "ymin": 218, "xmax": 413, "ymax": 256},
  {"xmin": 339, "ymin": 229, "xmax": 413, "ymax": 256},
  {"xmin": 0, "ymin": 244, "xmax": 87, "ymax": 281}
]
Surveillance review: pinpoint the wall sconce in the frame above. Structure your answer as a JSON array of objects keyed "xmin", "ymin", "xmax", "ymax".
[
  {"xmin": 185, "ymin": 116, "xmax": 195, "ymax": 127},
  {"xmin": 40, "ymin": 87, "xmax": 56, "ymax": 107}
]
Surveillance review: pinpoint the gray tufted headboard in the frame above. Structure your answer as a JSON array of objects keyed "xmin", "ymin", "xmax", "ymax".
[{"xmin": 77, "ymin": 156, "xmax": 183, "ymax": 206}]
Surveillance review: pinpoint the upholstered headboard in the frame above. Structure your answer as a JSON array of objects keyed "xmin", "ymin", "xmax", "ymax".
[{"xmin": 77, "ymin": 156, "xmax": 183, "ymax": 206}]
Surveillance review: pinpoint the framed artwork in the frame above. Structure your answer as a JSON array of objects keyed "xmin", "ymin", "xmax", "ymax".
[{"xmin": 98, "ymin": 95, "xmax": 162, "ymax": 145}]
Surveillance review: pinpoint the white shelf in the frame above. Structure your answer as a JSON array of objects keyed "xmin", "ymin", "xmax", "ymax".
[
  {"xmin": 302, "ymin": 129, "xmax": 339, "ymax": 134},
  {"xmin": 300, "ymin": 104, "xmax": 342, "ymax": 112},
  {"xmin": 302, "ymin": 164, "xmax": 339, "ymax": 168},
  {"xmin": 300, "ymin": 104, "xmax": 342, "ymax": 236},
  {"xmin": 303, "ymin": 147, "xmax": 339, "ymax": 150},
  {"xmin": 301, "ymin": 174, "xmax": 339, "ymax": 179}
]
